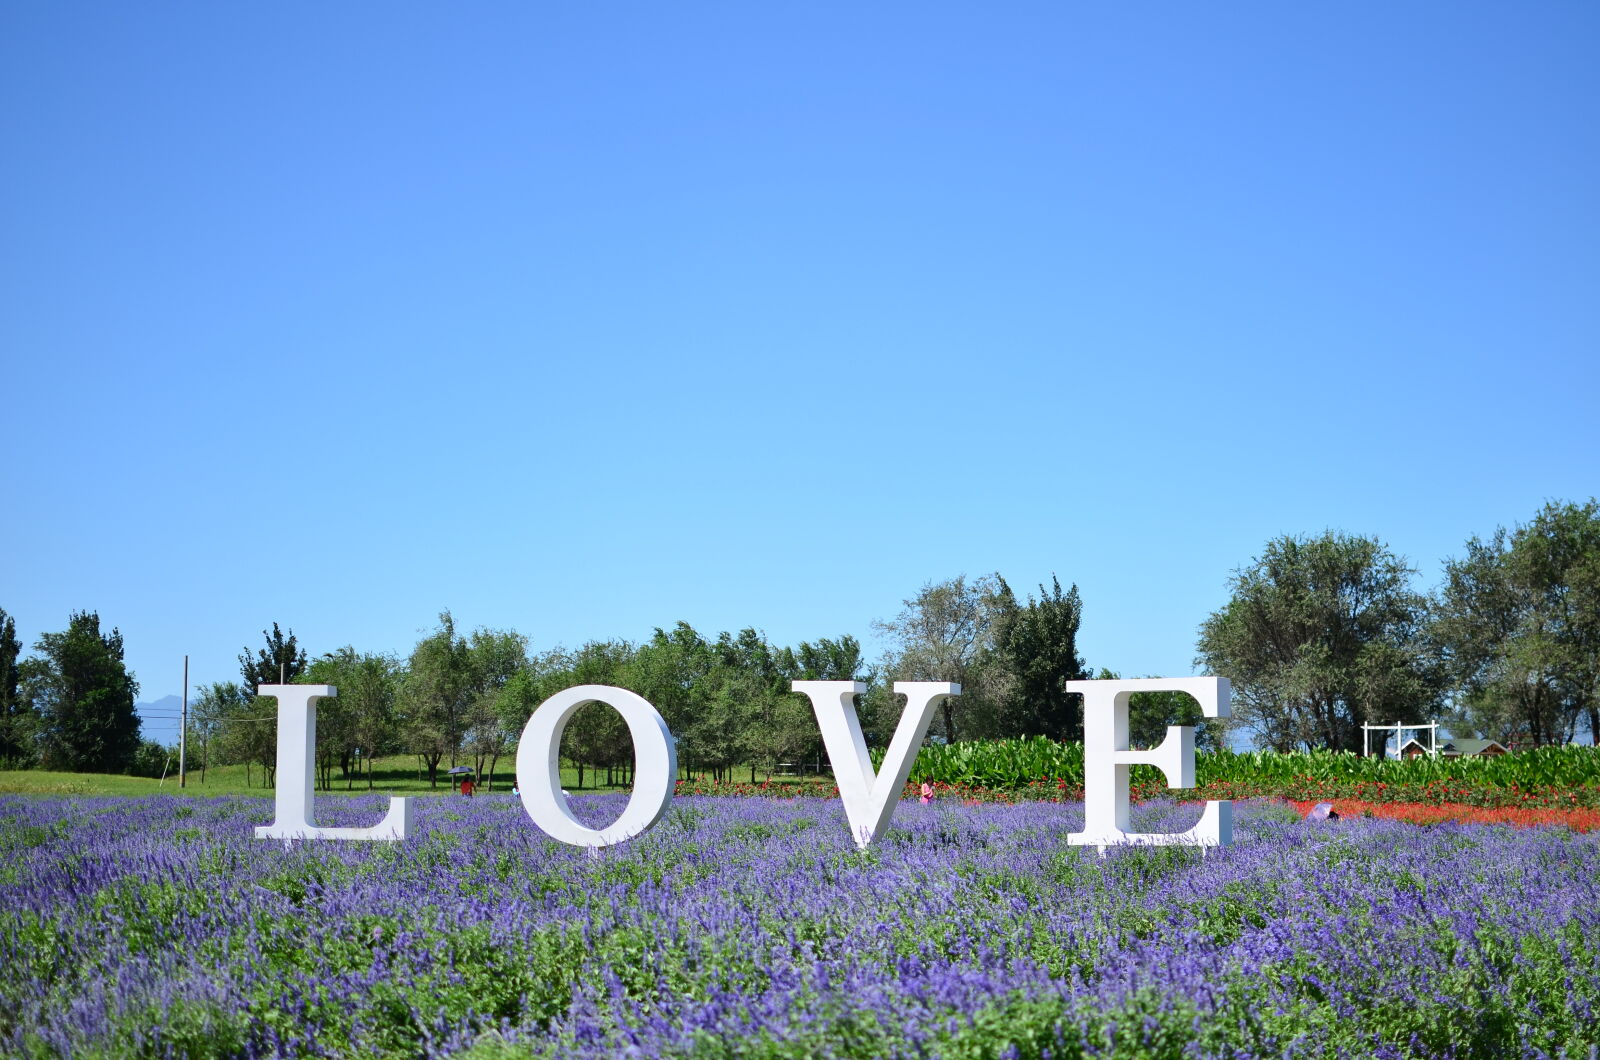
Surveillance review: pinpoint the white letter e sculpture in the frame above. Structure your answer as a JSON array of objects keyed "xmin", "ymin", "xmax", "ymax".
[{"xmin": 1067, "ymin": 677, "xmax": 1232, "ymax": 852}]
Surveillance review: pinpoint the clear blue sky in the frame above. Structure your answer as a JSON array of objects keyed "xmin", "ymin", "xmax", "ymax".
[{"xmin": 3, "ymin": 3, "xmax": 1596, "ymax": 745}]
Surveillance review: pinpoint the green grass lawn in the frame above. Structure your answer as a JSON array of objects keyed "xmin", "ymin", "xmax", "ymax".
[
  {"xmin": 0, "ymin": 757, "xmax": 591, "ymax": 798},
  {"xmin": 0, "ymin": 757, "xmax": 840, "ymax": 798}
]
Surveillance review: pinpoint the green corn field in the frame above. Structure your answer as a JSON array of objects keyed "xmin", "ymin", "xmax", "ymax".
[{"xmin": 890, "ymin": 737, "xmax": 1600, "ymax": 793}]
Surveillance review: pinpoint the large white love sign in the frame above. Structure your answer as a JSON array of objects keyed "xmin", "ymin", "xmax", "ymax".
[{"xmin": 253, "ymin": 676, "xmax": 1232, "ymax": 851}]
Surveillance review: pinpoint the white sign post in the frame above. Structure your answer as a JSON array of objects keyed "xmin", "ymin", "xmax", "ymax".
[
  {"xmin": 1066, "ymin": 677, "xmax": 1231, "ymax": 852},
  {"xmin": 253, "ymin": 676, "xmax": 1232, "ymax": 853},
  {"xmin": 253, "ymin": 684, "xmax": 412, "ymax": 841}
]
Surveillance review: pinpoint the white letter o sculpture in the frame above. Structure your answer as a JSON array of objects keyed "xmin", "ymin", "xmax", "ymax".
[{"xmin": 515, "ymin": 684, "xmax": 677, "ymax": 848}]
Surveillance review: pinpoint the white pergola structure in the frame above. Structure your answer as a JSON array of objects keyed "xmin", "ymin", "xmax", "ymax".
[{"xmin": 1362, "ymin": 721, "xmax": 1438, "ymax": 758}]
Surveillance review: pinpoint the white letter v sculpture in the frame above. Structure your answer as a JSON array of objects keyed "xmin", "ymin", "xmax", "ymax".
[{"xmin": 791, "ymin": 680, "xmax": 959, "ymax": 848}]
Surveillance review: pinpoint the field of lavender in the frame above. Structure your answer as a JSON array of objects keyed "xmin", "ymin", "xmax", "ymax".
[{"xmin": 2, "ymin": 793, "xmax": 1597, "ymax": 1060}]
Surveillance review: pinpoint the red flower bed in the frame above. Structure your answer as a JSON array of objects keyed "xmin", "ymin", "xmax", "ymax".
[
  {"xmin": 669, "ymin": 778, "xmax": 1600, "ymax": 831},
  {"xmin": 1287, "ymin": 798, "xmax": 1600, "ymax": 833}
]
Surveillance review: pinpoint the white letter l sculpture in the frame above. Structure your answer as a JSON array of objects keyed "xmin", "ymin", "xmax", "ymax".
[{"xmin": 254, "ymin": 684, "xmax": 412, "ymax": 841}]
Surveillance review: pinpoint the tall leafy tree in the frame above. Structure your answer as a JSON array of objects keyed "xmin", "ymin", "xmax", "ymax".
[
  {"xmin": 990, "ymin": 575, "xmax": 1089, "ymax": 740},
  {"xmin": 0, "ymin": 607, "xmax": 36, "ymax": 767},
  {"xmin": 27, "ymin": 611, "xmax": 142, "ymax": 772},
  {"xmin": 630, "ymin": 622, "xmax": 725, "ymax": 780},
  {"xmin": 544, "ymin": 639, "xmax": 636, "ymax": 788},
  {"xmin": 1197, "ymin": 533, "xmax": 1436, "ymax": 753},
  {"xmin": 399, "ymin": 611, "xmax": 473, "ymax": 787},
  {"xmin": 188, "ymin": 681, "xmax": 248, "ymax": 784},
  {"xmin": 771, "ymin": 635, "xmax": 863, "ymax": 770},
  {"xmin": 462, "ymin": 628, "xmax": 531, "ymax": 787},
  {"xmin": 340, "ymin": 653, "xmax": 403, "ymax": 788},
  {"xmin": 707, "ymin": 628, "xmax": 789, "ymax": 783},
  {"xmin": 239, "ymin": 623, "xmax": 308, "ymax": 691},
  {"xmin": 874, "ymin": 575, "xmax": 1008, "ymax": 743},
  {"xmin": 303, "ymin": 648, "xmax": 403, "ymax": 790},
  {"xmin": 781, "ymin": 636, "xmax": 864, "ymax": 683},
  {"xmin": 1431, "ymin": 499, "xmax": 1600, "ymax": 746},
  {"xmin": 212, "ymin": 683, "xmax": 281, "ymax": 787}
]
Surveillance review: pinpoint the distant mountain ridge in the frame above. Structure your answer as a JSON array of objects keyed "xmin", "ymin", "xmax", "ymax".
[{"xmin": 135, "ymin": 695, "xmax": 182, "ymax": 744}]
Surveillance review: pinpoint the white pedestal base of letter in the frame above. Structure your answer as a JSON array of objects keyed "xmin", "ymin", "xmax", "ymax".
[
  {"xmin": 1065, "ymin": 677, "xmax": 1232, "ymax": 852},
  {"xmin": 516, "ymin": 685, "xmax": 676, "ymax": 848},
  {"xmin": 791, "ymin": 680, "xmax": 959, "ymax": 848},
  {"xmin": 254, "ymin": 684, "xmax": 412, "ymax": 842}
]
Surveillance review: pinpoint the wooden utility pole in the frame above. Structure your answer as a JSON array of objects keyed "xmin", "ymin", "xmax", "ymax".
[{"xmin": 179, "ymin": 655, "xmax": 189, "ymax": 788}]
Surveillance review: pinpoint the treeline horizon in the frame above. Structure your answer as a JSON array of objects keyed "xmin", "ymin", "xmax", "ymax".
[{"xmin": 1, "ymin": 497, "xmax": 1595, "ymax": 783}]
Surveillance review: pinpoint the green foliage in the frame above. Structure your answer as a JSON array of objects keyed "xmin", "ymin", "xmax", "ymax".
[
  {"xmin": 400, "ymin": 611, "xmax": 475, "ymax": 787},
  {"xmin": 228, "ymin": 624, "xmax": 309, "ymax": 787},
  {"xmin": 125, "ymin": 739, "xmax": 175, "ymax": 779},
  {"xmin": 460, "ymin": 628, "xmax": 530, "ymax": 784},
  {"xmin": 545, "ymin": 640, "xmax": 636, "ymax": 787},
  {"xmin": 1432, "ymin": 498, "xmax": 1600, "ymax": 747},
  {"xmin": 897, "ymin": 736, "xmax": 1600, "ymax": 802},
  {"xmin": 303, "ymin": 648, "xmax": 403, "ymax": 790},
  {"xmin": 1197, "ymin": 532, "xmax": 1437, "ymax": 752},
  {"xmin": 901, "ymin": 735, "xmax": 1086, "ymax": 788},
  {"xmin": 0, "ymin": 606, "xmax": 36, "ymax": 768},
  {"xmin": 25, "ymin": 611, "xmax": 141, "ymax": 773},
  {"xmin": 875, "ymin": 574, "xmax": 1009, "ymax": 743},
  {"xmin": 630, "ymin": 622, "xmax": 749, "ymax": 782},
  {"xmin": 540, "ymin": 625, "xmax": 864, "ymax": 787},
  {"xmin": 989, "ymin": 575, "xmax": 1089, "ymax": 740},
  {"xmin": 238, "ymin": 622, "xmax": 308, "ymax": 690},
  {"xmin": 191, "ymin": 681, "xmax": 279, "ymax": 787}
]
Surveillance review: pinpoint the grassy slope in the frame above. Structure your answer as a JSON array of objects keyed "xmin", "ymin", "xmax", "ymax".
[
  {"xmin": 0, "ymin": 757, "xmax": 841, "ymax": 798},
  {"xmin": 0, "ymin": 758, "xmax": 605, "ymax": 798}
]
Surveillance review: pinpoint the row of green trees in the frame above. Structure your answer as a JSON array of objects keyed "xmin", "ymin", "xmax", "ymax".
[
  {"xmin": 180, "ymin": 616, "xmax": 873, "ymax": 789},
  {"xmin": 0, "ymin": 575, "xmax": 1115, "ymax": 786},
  {"xmin": 3, "ymin": 498, "xmax": 1593, "ymax": 780},
  {"xmin": 0, "ymin": 610, "xmax": 146, "ymax": 773},
  {"xmin": 1199, "ymin": 499, "xmax": 1600, "ymax": 752}
]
